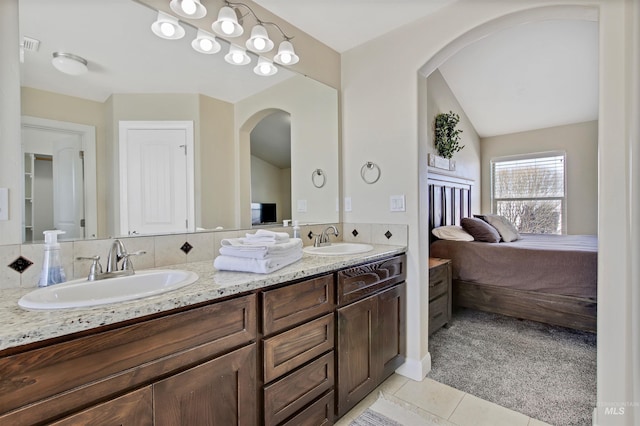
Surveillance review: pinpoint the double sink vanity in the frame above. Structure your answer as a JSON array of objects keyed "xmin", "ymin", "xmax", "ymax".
[{"xmin": 0, "ymin": 242, "xmax": 406, "ymax": 425}]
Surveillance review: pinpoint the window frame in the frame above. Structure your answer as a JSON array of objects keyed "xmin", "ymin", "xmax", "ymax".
[{"xmin": 490, "ymin": 150, "xmax": 567, "ymax": 234}]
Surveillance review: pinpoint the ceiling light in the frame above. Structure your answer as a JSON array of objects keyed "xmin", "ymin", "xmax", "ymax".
[
  {"xmin": 151, "ymin": 11, "xmax": 185, "ymax": 40},
  {"xmin": 192, "ymin": 30, "xmax": 221, "ymax": 54},
  {"xmin": 254, "ymin": 57, "xmax": 277, "ymax": 76},
  {"xmin": 169, "ymin": 0, "xmax": 207, "ymax": 19},
  {"xmin": 51, "ymin": 52, "xmax": 88, "ymax": 75},
  {"xmin": 246, "ymin": 25, "xmax": 274, "ymax": 53},
  {"xmin": 212, "ymin": 6, "xmax": 243, "ymax": 37},
  {"xmin": 273, "ymin": 40, "xmax": 299, "ymax": 65},
  {"xmin": 224, "ymin": 45, "xmax": 251, "ymax": 65}
]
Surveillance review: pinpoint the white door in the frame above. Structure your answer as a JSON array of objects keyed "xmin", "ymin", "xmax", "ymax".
[
  {"xmin": 119, "ymin": 122, "xmax": 195, "ymax": 236},
  {"xmin": 52, "ymin": 135, "xmax": 85, "ymax": 238}
]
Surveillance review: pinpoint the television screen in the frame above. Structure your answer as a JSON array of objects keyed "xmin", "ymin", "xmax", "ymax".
[{"xmin": 251, "ymin": 203, "xmax": 277, "ymax": 224}]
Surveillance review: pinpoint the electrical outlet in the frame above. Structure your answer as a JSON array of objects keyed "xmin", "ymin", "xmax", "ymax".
[
  {"xmin": 297, "ymin": 199, "xmax": 307, "ymax": 212},
  {"xmin": 0, "ymin": 188, "xmax": 8, "ymax": 221}
]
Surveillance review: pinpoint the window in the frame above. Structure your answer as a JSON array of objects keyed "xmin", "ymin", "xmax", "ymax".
[{"xmin": 491, "ymin": 152, "xmax": 566, "ymax": 234}]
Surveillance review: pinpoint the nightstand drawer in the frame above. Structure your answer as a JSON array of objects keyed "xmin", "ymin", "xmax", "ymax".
[
  {"xmin": 429, "ymin": 294, "xmax": 449, "ymax": 335},
  {"xmin": 429, "ymin": 264, "xmax": 449, "ymax": 301}
]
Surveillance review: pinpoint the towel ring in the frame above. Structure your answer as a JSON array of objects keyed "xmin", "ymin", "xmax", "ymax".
[
  {"xmin": 360, "ymin": 161, "xmax": 381, "ymax": 184},
  {"xmin": 312, "ymin": 168, "xmax": 326, "ymax": 188}
]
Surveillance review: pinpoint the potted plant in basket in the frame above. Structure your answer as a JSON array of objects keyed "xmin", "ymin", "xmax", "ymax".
[{"xmin": 434, "ymin": 111, "xmax": 464, "ymax": 161}]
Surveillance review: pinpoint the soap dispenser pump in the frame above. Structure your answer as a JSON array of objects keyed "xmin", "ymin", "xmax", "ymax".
[{"xmin": 38, "ymin": 230, "xmax": 67, "ymax": 287}]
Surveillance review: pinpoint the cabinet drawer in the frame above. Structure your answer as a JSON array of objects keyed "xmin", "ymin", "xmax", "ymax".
[
  {"xmin": 263, "ymin": 352, "xmax": 334, "ymax": 426},
  {"xmin": 429, "ymin": 263, "xmax": 449, "ymax": 301},
  {"xmin": 337, "ymin": 255, "xmax": 406, "ymax": 305},
  {"xmin": 0, "ymin": 294, "xmax": 256, "ymax": 425},
  {"xmin": 280, "ymin": 390, "xmax": 334, "ymax": 426},
  {"xmin": 262, "ymin": 275, "xmax": 335, "ymax": 336},
  {"xmin": 429, "ymin": 294, "xmax": 449, "ymax": 335},
  {"xmin": 263, "ymin": 314, "xmax": 334, "ymax": 383}
]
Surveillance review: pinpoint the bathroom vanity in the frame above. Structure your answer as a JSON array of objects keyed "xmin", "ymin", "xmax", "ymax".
[{"xmin": 0, "ymin": 246, "xmax": 405, "ymax": 425}]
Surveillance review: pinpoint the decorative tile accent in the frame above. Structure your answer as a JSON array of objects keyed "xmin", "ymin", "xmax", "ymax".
[
  {"xmin": 307, "ymin": 231, "xmax": 314, "ymax": 240},
  {"xmin": 9, "ymin": 256, "xmax": 34, "ymax": 273},
  {"xmin": 385, "ymin": 230, "xmax": 393, "ymax": 240},
  {"xmin": 180, "ymin": 242, "xmax": 193, "ymax": 254},
  {"xmin": 352, "ymin": 229, "xmax": 359, "ymax": 237}
]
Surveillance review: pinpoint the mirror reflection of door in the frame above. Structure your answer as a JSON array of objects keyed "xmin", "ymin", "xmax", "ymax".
[
  {"xmin": 118, "ymin": 121, "xmax": 195, "ymax": 236},
  {"xmin": 250, "ymin": 110, "xmax": 292, "ymax": 225},
  {"xmin": 22, "ymin": 122, "xmax": 89, "ymax": 241}
]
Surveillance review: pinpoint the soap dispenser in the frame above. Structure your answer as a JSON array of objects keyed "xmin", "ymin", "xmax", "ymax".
[
  {"xmin": 38, "ymin": 230, "xmax": 66, "ymax": 287},
  {"xmin": 292, "ymin": 220, "xmax": 301, "ymax": 239}
]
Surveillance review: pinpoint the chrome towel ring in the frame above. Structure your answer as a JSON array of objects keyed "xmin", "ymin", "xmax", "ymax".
[
  {"xmin": 312, "ymin": 168, "xmax": 326, "ymax": 188},
  {"xmin": 360, "ymin": 161, "xmax": 381, "ymax": 184}
]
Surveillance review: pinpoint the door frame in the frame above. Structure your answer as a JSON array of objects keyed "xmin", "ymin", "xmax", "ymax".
[
  {"xmin": 118, "ymin": 120, "xmax": 195, "ymax": 236},
  {"xmin": 21, "ymin": 116, "xmax": 98, "ymax": 240}
]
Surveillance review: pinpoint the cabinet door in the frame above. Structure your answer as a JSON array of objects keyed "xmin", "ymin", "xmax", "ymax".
[
  {"xmin": 49, "ymin": 387, "xmax": 152, "ymax": 426},
  {"xmin": 378, "ymin": 282, "xmax": 406, "ymax": 379},
  {"xmin": 336, "ymin": 295, "xmax": 379, "ymax": 417},
  {"xmin": 154, "ymin": 344, "xmax": 257, "ymax": 426}
]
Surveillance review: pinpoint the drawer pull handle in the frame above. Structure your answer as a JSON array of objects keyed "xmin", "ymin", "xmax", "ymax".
[
  {"xmin": 429, "ymin": 279, "xmax": 444, "ymax": 288},
  {"xmin": 432, "ymin": 312, "xmax": 444, "ymax": 319}
]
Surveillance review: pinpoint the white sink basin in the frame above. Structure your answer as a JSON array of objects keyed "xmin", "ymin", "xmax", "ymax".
[
  {"xmin": 303, "ymin": 242, "xmax": 374, "ymax": 256},
  {"xmin": 18, "ymin": 269, "xmax": 199, "ymax": 310}
]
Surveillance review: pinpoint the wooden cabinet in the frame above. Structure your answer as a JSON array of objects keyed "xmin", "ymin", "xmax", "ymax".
[
  {"xmin": 260, "ymin": 274, "xmax": 336, "ymax": 425},
  {"xmin": 1, "ymin": 252, "xmax": 407, "ymax": 425},
  {"xmin": 0, "ymin": 294, "xmax": 257, "ymax": 425},
  {"xmin": 154, "ymin": 344, "xmax": 257, "ymax": 426},
  {"xmin": 336, "ymin": 255, "xmax": 407, "ymax": 417},
  {"xmin": 429, "ymin": 257, "xmax": 452, "ymax": 335}
]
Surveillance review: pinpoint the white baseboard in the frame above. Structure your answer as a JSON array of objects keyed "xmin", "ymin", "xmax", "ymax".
[{"xmin": 395, "ymin": 352, "xmax": 432, "ymax": 381}]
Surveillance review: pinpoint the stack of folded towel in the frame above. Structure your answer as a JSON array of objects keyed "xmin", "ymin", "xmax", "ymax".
[{"xmin": 213, "ymin": 229, "xmax": 303, "ymax": 274}]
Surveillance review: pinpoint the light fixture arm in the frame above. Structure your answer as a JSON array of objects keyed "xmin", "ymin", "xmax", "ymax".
[{"xmin": 224, "ymin": 1, "xmax": 294, "ymax": 41}]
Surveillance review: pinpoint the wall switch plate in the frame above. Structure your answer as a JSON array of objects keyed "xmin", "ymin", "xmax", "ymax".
[
  {"xmin": 0, "ymin": 188, "xmax": 8, "ymax": 221},
  {"xmin": 344, "ymin": 197, "xmax": 352, "ymax": 212},
  {"xmin": 297, "ymin": 199, "xmax": 307, "ymax": 212},
  {"xmin": 390, "ymin": 195, "xmax": 405, "ymax": 212}
]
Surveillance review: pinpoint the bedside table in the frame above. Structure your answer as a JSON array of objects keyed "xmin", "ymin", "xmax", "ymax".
[{"xmin": 428, "ymin": 258, "xmax": 452, "ymax": 335}]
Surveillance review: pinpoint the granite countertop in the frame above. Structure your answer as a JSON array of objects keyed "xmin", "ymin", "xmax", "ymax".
[{"xmin": 0, "ymin": 244, "xmax": 406, "ymax": 352}]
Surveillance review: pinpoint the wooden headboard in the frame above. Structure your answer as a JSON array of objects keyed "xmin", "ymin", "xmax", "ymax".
[{"xmin": 428, "ymin": 173, "xmax": 474, "ymax": 243}]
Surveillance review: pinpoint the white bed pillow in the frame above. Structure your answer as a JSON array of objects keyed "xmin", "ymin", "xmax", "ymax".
[
  {"xmin": 482, "ymin": 214, "xmax": 521, "ymax": 242},
  {"xmin": 432, "ymin": 225, "xmax": 474, "ymax": 241}
]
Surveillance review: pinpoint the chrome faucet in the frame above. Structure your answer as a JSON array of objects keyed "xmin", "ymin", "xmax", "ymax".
[
  {"xmin": 77, "ymin": 239, "xmax": 146, "ymax": 281},
  {"xmin": 313, "ymin": 225, "xmax": 340, "ymax": 247}
]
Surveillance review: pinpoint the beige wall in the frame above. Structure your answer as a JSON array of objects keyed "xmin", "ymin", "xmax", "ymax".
[
  {"xmin": 199, "ymin": 94, "xmax": 235, "ymax": 230},
  {"xmin": 426, "ymin": 69, "xmax": 481, "ymax": 212},
  {"xmin": 250, "ymin": 156, "xmax": 290, "ymax": 223},
  {"xmin": 236, "ymin": 75, "xmax": 339, "ymax": 227},
  {"xmin": 481, "ymin": 121, "xmax": 598, "ymax": 235}
]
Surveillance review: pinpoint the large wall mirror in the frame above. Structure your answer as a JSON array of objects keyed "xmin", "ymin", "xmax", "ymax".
[{"xmin": 9, "ymin": 0, "xmax": 339, "ymax": 244}]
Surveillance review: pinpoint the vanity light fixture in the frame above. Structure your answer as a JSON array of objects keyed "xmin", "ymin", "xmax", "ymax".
[
  {"xmin": 273, "ymin": 40, "xmax": 299, "ymax": 65},
  {"xmin": 51, "ymin": 52, "xmax": 88, "ymax": 75},
  {"xmin": 151, "ymin": 11, "xmax": 185, "ymax": 40},
  {"xmin": 191, "ymin": 29, "xmax": 221, "ymax": 54},
  {"xmin": 212, "ymin": 6, "xmax": 244, "ymax": 37},
  {"xmin": 224, "ymin": 44, "xmax": 251, "ymax": 65},
  {"xmin": 169, "ymin": 0, "xmax": 207, "ymax": 19},
  {"xmin": 254, "ymin": 57, "xmax": 277, "ymax": 76},
  {"xmin": 246, "ymin": 24, "xmax": 274, "ymax": 53}
]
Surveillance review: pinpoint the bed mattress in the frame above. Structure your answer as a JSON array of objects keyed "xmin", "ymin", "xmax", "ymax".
[{"xmin": 429, "ymin": 234, "xmax": 597, "ymax": 299}]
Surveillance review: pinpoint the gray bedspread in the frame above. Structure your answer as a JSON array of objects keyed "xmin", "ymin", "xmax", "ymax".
[{"xmin": 429, "ymin": 234, "xmax": 597, "ymax": 299}]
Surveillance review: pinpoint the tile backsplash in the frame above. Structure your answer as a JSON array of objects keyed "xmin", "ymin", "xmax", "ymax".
[{"xmin": 1, "ymin": 222, "xmax": 407, "ymax": 289}]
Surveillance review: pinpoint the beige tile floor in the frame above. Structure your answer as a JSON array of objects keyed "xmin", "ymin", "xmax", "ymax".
[{"xmin": 335, "ymin": 374, "xmax": 553, "ymax": 426}]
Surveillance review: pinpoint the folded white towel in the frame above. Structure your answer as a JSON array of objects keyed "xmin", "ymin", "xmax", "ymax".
[
  {"xmin": 213, "ymin": 250, "xmax": 302, "ymax": 274},
  {"xmin": 220, "ymin": 238, "xmax": 302, "ymax": 259},
  {"xmin": 244, "ymin": 229, "xmax": 290, "ymax": 244}
]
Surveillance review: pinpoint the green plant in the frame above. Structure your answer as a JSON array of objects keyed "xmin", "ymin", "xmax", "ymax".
[{"xmin": 434, "ymin": 111, "xmax": 464, "ymax": 159}]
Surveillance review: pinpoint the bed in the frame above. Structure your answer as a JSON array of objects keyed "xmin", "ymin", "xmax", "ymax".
[{"xmin": 427, "ymin": 173, "xmax": 597, "ymax": 332}]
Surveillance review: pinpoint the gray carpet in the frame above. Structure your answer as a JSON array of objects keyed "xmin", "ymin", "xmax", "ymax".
[{"xmin": 428, "ymin": 308, "xmax": 596, "ymax": 426}]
